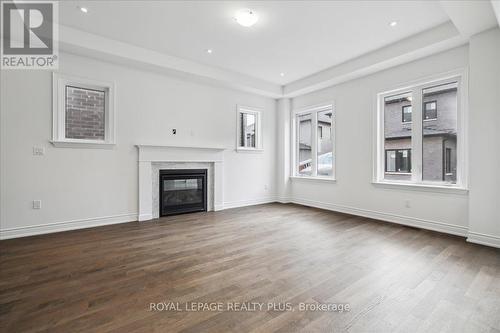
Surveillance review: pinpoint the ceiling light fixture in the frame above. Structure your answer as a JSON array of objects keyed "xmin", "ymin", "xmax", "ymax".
[
  {"xmin": 207, "ymin": 49, "xmax": 213, "ymax": 54},
  {"xmin": 280, "ymin": 72, "xmax": 285, "ymax": 77},
  {"xmin": 389, "ymin": 21, "xmax": 398, "ymax": 27},
  {"xmin": 234, "ymin": 9, "xmax": 259, "ymax": 27},
  {"xmin": 78, "ymin": 6, "xmax": 88, "ymax": 13}
]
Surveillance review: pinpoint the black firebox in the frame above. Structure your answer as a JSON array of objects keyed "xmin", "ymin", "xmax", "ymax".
[{"xmin": 159, "ymin": 169, "xmax": 207, "ymax": 216}]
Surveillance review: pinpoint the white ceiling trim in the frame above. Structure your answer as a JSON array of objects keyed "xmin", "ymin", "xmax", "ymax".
[
  {"xmin": 283, "ymin": 22, "xmax": 467, "ymax": 97},
  {"xmin": 491, "ymin": 1, "xmax": 500, "ymax": 27},
  {"xmin": 58, "ymin": 23, "xmax": 471, "ymax": 100},
  {"xmin": 58, "ymin": 25, "xmax": 283, "ymax": 98},
  {"xmin": 439, "ymin": 0, "xmax": 498, "ymax": 38}
]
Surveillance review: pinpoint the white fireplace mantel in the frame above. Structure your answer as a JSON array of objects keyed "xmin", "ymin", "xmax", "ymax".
[{"xmin": 136, "ymin": 144, "xmax": 226, "ymax": 221}]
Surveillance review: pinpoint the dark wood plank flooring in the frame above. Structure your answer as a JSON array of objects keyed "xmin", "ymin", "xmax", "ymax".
[{"xmin": 1, "ymin": 203, "xmax": 499, "ymax": 332}]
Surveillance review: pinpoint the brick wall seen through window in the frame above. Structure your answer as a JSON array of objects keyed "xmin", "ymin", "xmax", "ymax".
[{"xmin": 65, "ymin": 86, "xmax": 105, "ymax": 140}]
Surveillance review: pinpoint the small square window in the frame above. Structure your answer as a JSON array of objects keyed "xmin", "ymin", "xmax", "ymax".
[
  {"xmin": 424, "ymin": 101, "xmax": 437, "ymax": 120},
  {"xmin": 402, "ymin": 105, "xmax": 412, "ymax": 123},
  {"xmin": 65, "ymin": 86, "xmax": 106, "ymax": 140},
  {"xmin": 236, "ymin": 105, "xmax": 262, "ymax": 151},
  {"xmin": 52, "ymin": 73, "xmax": 115, "ymax": 148}
]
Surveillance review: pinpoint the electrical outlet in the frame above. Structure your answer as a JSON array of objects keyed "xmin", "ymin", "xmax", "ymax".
[
  {"xmin": 33, "ymin": 200, "xmax": 42, "ymax": 209},
  {"xmin": 33, "ymin": 146, "xmax": 45, "ymax": 156},
  {"xmin": 405, "ymin": 200, "xmax": 411, "ymax": 208},
  {"xmin": 264, "ymin": 185, "xmax": 268, "ymax": 191},
  {"xmin": 172, "ymin": 129, "xmax": 177, "ymax": 135}
]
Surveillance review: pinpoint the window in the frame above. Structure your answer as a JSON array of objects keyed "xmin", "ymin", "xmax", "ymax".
[
  {"xmin": 376, "ymin": 73, "xmax": 465, "ymax": 188},
  {"xmin": 385, "ymin": 149, "xmax": 411, "ymax": 173},
  {"xmin": 445, "ymin": 148, "xmax": 452, "ymax": 174},
  {"xmin": 52, "ymin": 73, "xmax": 115, "ymax": 148},
  {"xmin": 383, "ymin": 92, "xmax": 412, "ymax": 181},
  {"xmin": 424, "ymin": 101, "xmax": 437, "ymax": 120},
  {"xmin": 402, "ymin": 105, "xmax": 412, "ymax": 123},
  {"xmin": 294, "ymin": 103, "xmax": 334, "ymax": 178},
  {"xmin": 236, "ymin": 105, "xmax": 262, "ymax": 151}
]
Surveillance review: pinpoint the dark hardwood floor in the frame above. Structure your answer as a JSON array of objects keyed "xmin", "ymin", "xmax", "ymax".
[{"xmin": 1, "ymin": 203, "xmax": 499, "ymax": 332}]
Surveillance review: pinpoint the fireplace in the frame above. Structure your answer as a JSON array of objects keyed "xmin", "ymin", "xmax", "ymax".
[{"xmin": 159, "ymin": 169, "xmax": 207, "ymax": 216}]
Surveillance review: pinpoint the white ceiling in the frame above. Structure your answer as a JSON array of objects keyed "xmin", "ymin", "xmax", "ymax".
[{"xmin": 59, "ymin": 1, "xmax": 451, "ymax": 85}]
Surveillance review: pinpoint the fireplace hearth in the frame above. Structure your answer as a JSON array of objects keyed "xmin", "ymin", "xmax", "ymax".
[{"xmin": 159, "ymin": 169, "xmax": 207, "ymax": 216}]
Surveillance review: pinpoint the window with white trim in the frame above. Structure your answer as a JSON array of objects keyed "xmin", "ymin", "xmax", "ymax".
[
  {"xmin": 236, "ymin": 105, "xmax": 262, "ymax": 151},
  {"xmin": 294, "ymin": 103, "xmax": 335, "ymax": 178},
  {"xmin": 376, "ymin": 73, "xmax": 465, "ymax": 187},
  {"xmin": 52, "ymin": 73, "xmax": 115, "ymax": 148}
]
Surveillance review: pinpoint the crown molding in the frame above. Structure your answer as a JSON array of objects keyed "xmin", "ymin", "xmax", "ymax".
[
  {"xmin": 56, "ymin": 22, "xmax": 475, "ymax": 100},
  {"xmin": 58, "ymin": 25, "xmax": 283, "ymax": 98},
  {"xmin": 282, "ymin": 22, "xmax": 468, "ymax": 98}
]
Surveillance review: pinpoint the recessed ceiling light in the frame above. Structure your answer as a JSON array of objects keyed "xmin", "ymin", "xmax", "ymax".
[
  {"xmin": 280, "ymin": 72, "xmax": 285, "ymax": 77},
  {"xmin": 234, "ymin": 9, "xmax": 259, "ymax": 27},
  {"xmin": 389, "ymin": 21, "xmax": 398, "ymax": 27},
  {"xmin": 207, "ymin": 49, "xmax": 213, "ymax": 54},
  {"xmin": 78, "ymin": 6, "xmax": 88, "ymax": 13}
]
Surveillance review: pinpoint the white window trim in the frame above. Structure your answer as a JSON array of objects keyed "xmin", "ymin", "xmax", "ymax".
[
  {"xmin": 236, "ymin": 105, "xmax": 263, "ymax": 152},
  {"xmin": 373, "ymin": 69, "xmax": 468, "ymax": 192},
  {"xmin": 292, "ymin": 102, "xmax": 336, "ymax": 180},
  {"xmin": 51, "ymin": 73, "xmax": 116, "ymax": 148}
]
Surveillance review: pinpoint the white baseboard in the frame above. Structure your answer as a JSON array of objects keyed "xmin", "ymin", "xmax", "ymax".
[
  {"xmin": 290, "ymin": 198, "xmax": 469, "ymax": 237},
  {"xmin": 467, "ymin": 232, "xmax": 500, "ymax": 248},
  {"xmin": 222, "ymin": 197, "xmax": 278, "ymax": 210},
  {"xmin": 0, "ymin": 213, "xmax": 138, "ymax": 240},
  {"xmin": 276, "ymin": 196, "xmax": 292, "ymax": 204},
  {"xmin": 2, "ymin": 199, "xmax": 496, "ymax": 249}
]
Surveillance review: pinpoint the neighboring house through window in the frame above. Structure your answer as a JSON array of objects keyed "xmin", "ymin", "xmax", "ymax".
[
  {"xmin": 52, "ymin": 73, "xmax": 115, "ymax": 148},
  {"xmin": 376, "ymin": 72, "xmax": 465, "ymax": 187},
  {"xmin": 294, "ymin": 103, "xmax": 335, "ymax": 178},
  {"xmin": 236, "ymin": 105, "xmax": 262, "ymax": 151}
]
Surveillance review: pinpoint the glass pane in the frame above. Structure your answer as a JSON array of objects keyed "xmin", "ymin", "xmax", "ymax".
[
  {"xmin": 297, "ymin": 113, "xmax": 312, "ymax": 176},
  {"xmin": 239, "ymin": 113, "xmax": 256, "ymax": 148},
  {"xmin": 422, "ymin": 82, "xmax": 458, "ymax": 183},
  {"xmin": 65, "ymin": 86, "xmax": 105, "ymax": 140},
  {"xmin": 317, "ymin": 109, "xmax": 333, "ymax": 176},
  {"xmin": 384, "ymin": 92, "xmax": 412, "ymax": 181},
  {"xmin": 163, "ymin": 178, "xmax": 203, "ymax": 206},
  {"xmin": 386, "ymin": 151, "xmax": 396, "ymax": 172}
]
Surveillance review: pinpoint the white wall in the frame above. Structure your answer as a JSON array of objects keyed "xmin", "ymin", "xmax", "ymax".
[
  {"xmin": 285, "ymin": 46, "xmax": 470, "ymax": 236},
  {"xmin": 467, "ymin": 28, "xmax": 500, "ymax": 247},
  {"xmin": 0, "ymin": 52, "xmax": 277, "ymax": 238}
]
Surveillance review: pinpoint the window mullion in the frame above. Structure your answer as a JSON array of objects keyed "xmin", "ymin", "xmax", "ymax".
[
  {"xmin": 411, "ymin": 88, "xmax": 423, "ymax": 183},
  {"xmin": 311, "ymin": 112, "xmax": 318, "ymax": 177}
]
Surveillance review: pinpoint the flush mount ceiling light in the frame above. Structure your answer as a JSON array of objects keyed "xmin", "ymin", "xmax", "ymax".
[
  {"xmin": 206, "ymin": 49, "xmax": 213, "ymax": 54},
  {"xmin": 77, "ymin": 6, "xmax": 88, "ymax": 13},
  {"xmin": 389, "ymin": 21, "xmax": 398, "ymax": 27},
  {"xmin": 280, "ymin": 72, "xmax": 285, "ymax": 77},
  {"xmin": 234, "ymin": 9, "xmax": 259, "ymax": 27}
]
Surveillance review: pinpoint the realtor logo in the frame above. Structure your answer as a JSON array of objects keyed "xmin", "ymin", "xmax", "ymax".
[{"xmin": 1, "ymin": 1, "xmax": 58, "ymax": 69}]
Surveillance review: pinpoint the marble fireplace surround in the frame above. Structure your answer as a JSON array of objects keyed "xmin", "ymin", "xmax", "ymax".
[{"xmin": 137, "ymin": 145, "xmax": 225, "ymax": 221}]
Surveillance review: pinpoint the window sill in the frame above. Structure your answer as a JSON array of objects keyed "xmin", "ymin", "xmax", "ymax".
[
  {"xmin": 290, "ymin": 176, "xmax": 336, "ymax": 183},
  {"xmin": 235, "ymin": 147, "xmax": 264, "ymax": 153},
  {"xmin": 372, "ymin": 181, "xmax": 468, "ymax": 195},
  {"xmin": 50, "ymin": 140, "xmax": 116, "ymax": 149}
]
